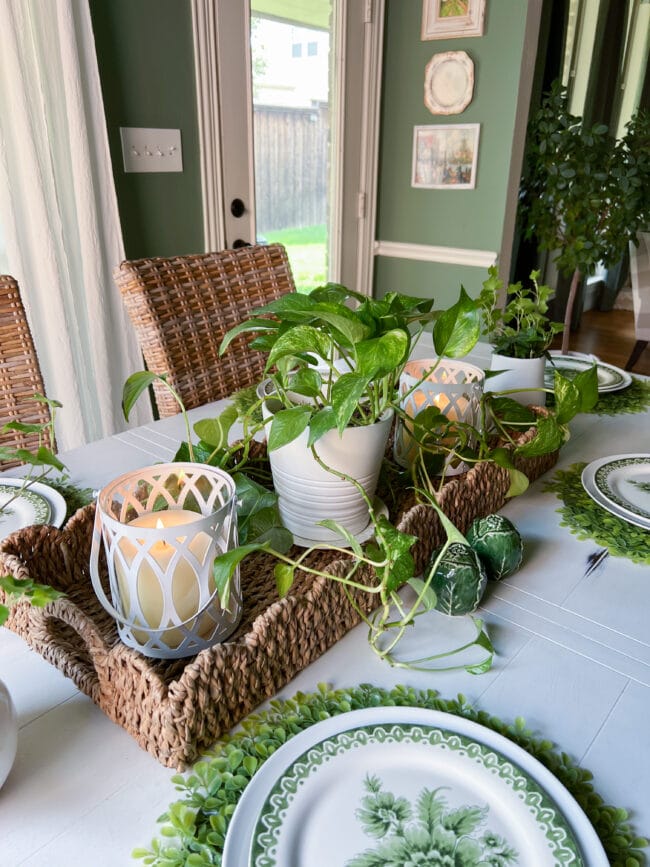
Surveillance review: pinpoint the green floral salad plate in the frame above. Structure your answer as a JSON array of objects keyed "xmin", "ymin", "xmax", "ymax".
[
  {"xmin": 582, "ymin": 454, "xmax": 650, "ymax": 529},
  {"xmin": 545, "ymin": 353, "xmax": 631, "ymax": 393},
  {"xmin": 222, "ymin": 707, "xmax": 607, "ymax": 867},
  {"xmin": 0, "ymin": 478, "xmax": 65, "ymax": 540}
]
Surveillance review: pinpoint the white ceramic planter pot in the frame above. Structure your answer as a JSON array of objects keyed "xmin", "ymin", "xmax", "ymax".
[
  {"xmin": 263, "ymin": 403, "xmax": 393, "ymax": 542},
  {"xmin": 0, "ymin": 677, "xmax": 17, "ymax": 789},
  {"xmin": 487, "ymin": 353, "xmax": 546, "ymax": 407}
]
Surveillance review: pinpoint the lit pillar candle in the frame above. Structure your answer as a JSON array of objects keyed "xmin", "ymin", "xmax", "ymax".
[
  {"xmin": 396, "ymin": 358, "xmax": 484, "ymax": 474},
  {"xmin": 115, "ymin": 509, "xmax": 213, "ymax": 647},
  {"xmin": 91, "ymin": 462, "xmax": 240, "ymax": 659}
]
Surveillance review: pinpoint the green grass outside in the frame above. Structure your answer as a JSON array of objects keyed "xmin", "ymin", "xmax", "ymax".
[{"xmin": 263, "ymin": 224, "xmax": 327, "ymax": 293}]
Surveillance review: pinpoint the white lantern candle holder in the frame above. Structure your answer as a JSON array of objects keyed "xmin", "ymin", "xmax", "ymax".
[
  {"xmin": 90, "ymin": 463, "xmax": 241, "ymax": 659},
  {"xmin": 395, "ymin": 358, "xmax": 485, "ymax": 476}
]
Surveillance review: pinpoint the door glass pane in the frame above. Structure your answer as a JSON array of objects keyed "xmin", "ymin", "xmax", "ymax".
[{"xmin": 250, "ymin": 1, "xmax": 334, "ymax": 292}]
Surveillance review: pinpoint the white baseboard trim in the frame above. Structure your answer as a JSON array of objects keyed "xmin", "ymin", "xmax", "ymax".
[{"xmin": 374, "ymin": 240, "xmax": 497, "ymax": 269}]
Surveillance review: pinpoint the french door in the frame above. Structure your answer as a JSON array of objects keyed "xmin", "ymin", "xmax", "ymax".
[{"xmin": 192, "ymin": 0, "xmax": 384, "ymax": 294}]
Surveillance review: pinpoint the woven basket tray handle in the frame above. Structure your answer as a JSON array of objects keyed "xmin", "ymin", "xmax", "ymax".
[{"xmin": 0, "ymin": 548, "xmax": 108, "ymax": 702}]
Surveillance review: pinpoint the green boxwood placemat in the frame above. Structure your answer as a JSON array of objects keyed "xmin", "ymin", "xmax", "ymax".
[
  {"xmin": 133, "ymin": 684, "xmax": 647, "ymax": 867},
  {"xmin": 544, "ymin": 463, "xmax": 650, "ymax": 565},
  {"xmin": 589, "ymin": 378, "xmax": 650, "ymax": 416}
]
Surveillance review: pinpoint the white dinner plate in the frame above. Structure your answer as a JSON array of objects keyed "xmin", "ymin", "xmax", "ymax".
[
  {"xmin": 544, "ymin": 354, "xmax": 631, "ymax": 393},
  {"xmin": 582, "ymin": 455, "xmax": 650, "ymax": 529},
  {"xmin": 0, "ymin": 478, "xmax": 66, "ymax": 540},
  {"xmin": 222, "ymin": 707, "xmax": 607, "ymax": 867}
]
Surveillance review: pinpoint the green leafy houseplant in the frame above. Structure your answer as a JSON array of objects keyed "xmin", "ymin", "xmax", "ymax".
[
  {"xmin": 521, "ymin": 81, "xmax": 650, "ymax": 354},
  {"xmin": 123, "ymin": 278, "xmax": 597, "ymax": 673},
  {"xmin": 217, "ymin": 283, "xmax": 472, "ymax": 449},
  {"xmin": 478, "ymin": 266, "xmax": 563, "ymax": 359}
]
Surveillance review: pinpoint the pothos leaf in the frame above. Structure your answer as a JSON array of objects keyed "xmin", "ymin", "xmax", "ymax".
[
  {"xmin": 433, "ymin": 287, "xmax": 480, "ymax": 358},
  {"xmin": 193, "ymin": 405, "xmax": 238, "ymax": 449},
  {"xmin": 212, "ymin": 544, "xmax": 269, "ymax": 609},
  {"xmin": 267, "ymin": 406, "xmax": 312, "ymax": 451},
  {"xmin": 274, "ymin": 563, "xmax": 295, "ymax": 598},
  {"xmin": 123, "ymin": 371, "xmax": 167, "ymax": 421},
  {"xmin": 506, "ymin": 468, "xmax": 529, "ymax": 497}
]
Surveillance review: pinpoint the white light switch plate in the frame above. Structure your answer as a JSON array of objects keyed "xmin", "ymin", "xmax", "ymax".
[{"xmin": 120, "ymin": 127, "xmax": 183, "ymax": 173}]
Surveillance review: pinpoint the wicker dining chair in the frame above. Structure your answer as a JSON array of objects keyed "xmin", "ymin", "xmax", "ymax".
[
  {"xmin": 0, "ymin": 275, "xmax": 53, "ymax": 469},
  {"xmin": 114, "ymin": 243, "xmax": 296, "ymax": 418}
]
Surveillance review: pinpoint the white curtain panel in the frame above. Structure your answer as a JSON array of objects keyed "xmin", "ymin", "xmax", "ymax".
[{"xmin": 0, "ymin": 0, "xmax": 152, "ymax": 451}]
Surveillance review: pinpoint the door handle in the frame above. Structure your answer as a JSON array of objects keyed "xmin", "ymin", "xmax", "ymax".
[{"xmin": 230, "ymin": 198, "xmax": 246, "ymax": 218}]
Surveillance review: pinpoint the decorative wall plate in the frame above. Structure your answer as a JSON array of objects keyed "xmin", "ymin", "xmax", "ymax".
[{"xmin": 424, "ymin": 50, "xmax": 474, "ymax": 115}]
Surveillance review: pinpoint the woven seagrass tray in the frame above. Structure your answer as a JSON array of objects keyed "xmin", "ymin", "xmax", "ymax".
[{"xmin": 0, "ymin": 431, "xmax": 557, "ymax": 769}]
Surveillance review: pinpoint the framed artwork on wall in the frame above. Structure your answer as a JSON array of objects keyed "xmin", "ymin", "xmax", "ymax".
[
  {"xmin": 424, "ymin": 50, "xmax": 474, "ymax": 115},
  {"xmin": 411, "ymin": 123, "xmax": 480, "ymax": 189},
  {"xmin": 422, "ymin": 0, "xmax": 486, "ymax": 40}
]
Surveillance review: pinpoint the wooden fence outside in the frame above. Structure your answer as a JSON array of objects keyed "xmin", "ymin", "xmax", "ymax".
[{"xmin": 254, "ymin": 103, "xmax": 329, "ymax": 233}]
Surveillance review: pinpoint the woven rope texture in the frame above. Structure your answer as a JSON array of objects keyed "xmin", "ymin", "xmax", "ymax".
[
  {"xmin": 0, "ymin": 425, "xmax": 557, "ymax": 769},
  {"xmin": 0, "ymin": 275, "xmax": 53, "ymax": 468},
  {"xmin": 115, "ymin": 244, "xmax": 295, "ymax": 417}
]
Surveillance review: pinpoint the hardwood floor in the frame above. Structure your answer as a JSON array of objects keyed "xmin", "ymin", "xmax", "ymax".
[{"xmin": 550, "ymin": 308, "xmax": 650, "ymax": 377}]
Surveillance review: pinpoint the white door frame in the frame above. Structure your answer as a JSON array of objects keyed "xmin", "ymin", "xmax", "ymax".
[{"xmin": 190, "ymin": 0, "xmax": 384, "ymax": 294}]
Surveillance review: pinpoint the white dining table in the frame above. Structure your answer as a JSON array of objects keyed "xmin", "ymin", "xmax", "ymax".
[{"xmin": 1, "ymin": 344, "xmax": 649, "ymax": 866}]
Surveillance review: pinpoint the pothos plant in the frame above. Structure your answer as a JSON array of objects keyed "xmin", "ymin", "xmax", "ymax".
[
  {"xmin": 217, "ymin": 283, "xmax": 450, "ymax": 450},
  {"xmin": 123, "ymin": 280, "xmax": 597, "ymax": 673}
]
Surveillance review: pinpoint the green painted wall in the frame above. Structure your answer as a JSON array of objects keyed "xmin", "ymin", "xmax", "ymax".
[
  {"xmin": 89, "ymin": 0, "xmax": 203, "ymax": 259},
  {"xmin": 375, "ymin": 0, "xmax": 530, "ymax": 307}
]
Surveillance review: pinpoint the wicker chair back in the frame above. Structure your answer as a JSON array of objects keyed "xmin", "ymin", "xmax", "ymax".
[
  {"xmin": 115, "ymin": 244, "xmax": 296, "ymax": 417},
  {"xmin": 0, "ymin": 275, "xmax": 53, "ymax": 468}
]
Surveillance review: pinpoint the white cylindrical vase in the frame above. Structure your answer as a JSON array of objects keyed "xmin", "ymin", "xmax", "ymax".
[
  {"xmin": 395, "ymin": 358, "xmax": 484, "ymax": 476},
  {"xmin": 488, "ymin": 353, "xmax": 546, "ymax": 407},
  {"xmin": 263, "ymin": 401, "xmax": 392, "ymax": 542},
  {"xmin": 90, "ymin": 463, "xmax": 241, "ymax": 659}
]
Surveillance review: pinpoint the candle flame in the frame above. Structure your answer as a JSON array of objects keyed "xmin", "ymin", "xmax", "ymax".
[
  {"xmin": 156, "ymin": 518, "xmax": 165, "ymax": 530},
  {"xmin": 177, "ymin": 471, "xmax": 186, "ymax": 487}
]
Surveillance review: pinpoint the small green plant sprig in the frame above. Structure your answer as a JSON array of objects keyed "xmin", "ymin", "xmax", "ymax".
[
  {"xmin": 0, "ymin": 394, "xmax": 66, "ymax": 514},
  {"xmin": 477, "ymin": 266, "xmax": 563, "ymax": 359},
  {"xmin": 0, "ymin": 575, "xmax": 64, "ymax": 626}
]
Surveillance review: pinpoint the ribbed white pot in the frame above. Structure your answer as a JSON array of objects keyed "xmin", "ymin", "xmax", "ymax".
[
  {"xmin": 263, "ymin": 403, "xmax": 393, "ymax": 542},
  {"xmin": 487, "ymin": 353, "xmax": 546, "ymax": 407},
  {"xmin": 0, "ymin": 677, "xmax": 17, "ymax": 789}
]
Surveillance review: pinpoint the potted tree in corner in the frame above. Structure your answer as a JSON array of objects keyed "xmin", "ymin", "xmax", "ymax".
[{"xmin": 520, "ymin": 81, "xmax": 650, "ymax": 355}]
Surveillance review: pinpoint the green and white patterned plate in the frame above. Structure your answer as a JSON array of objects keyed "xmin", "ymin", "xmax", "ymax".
[
  {"xmin": 0, "ymin": 478, "xmax": 66, "ymax": 539},
  {"xmin": 0, "ymin": 482, "xmax": 51, "ymax": 537},
  {"xmin": 222, "ymin": 708, "xmax": 607, "ymax": 867},
  {"xmin": 584, "ymin": 454, "xmax": 650, "ymax": 526},
  {"xmin": 545, "ymin": 354, "xmax": 631, "ymax": 393}
]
